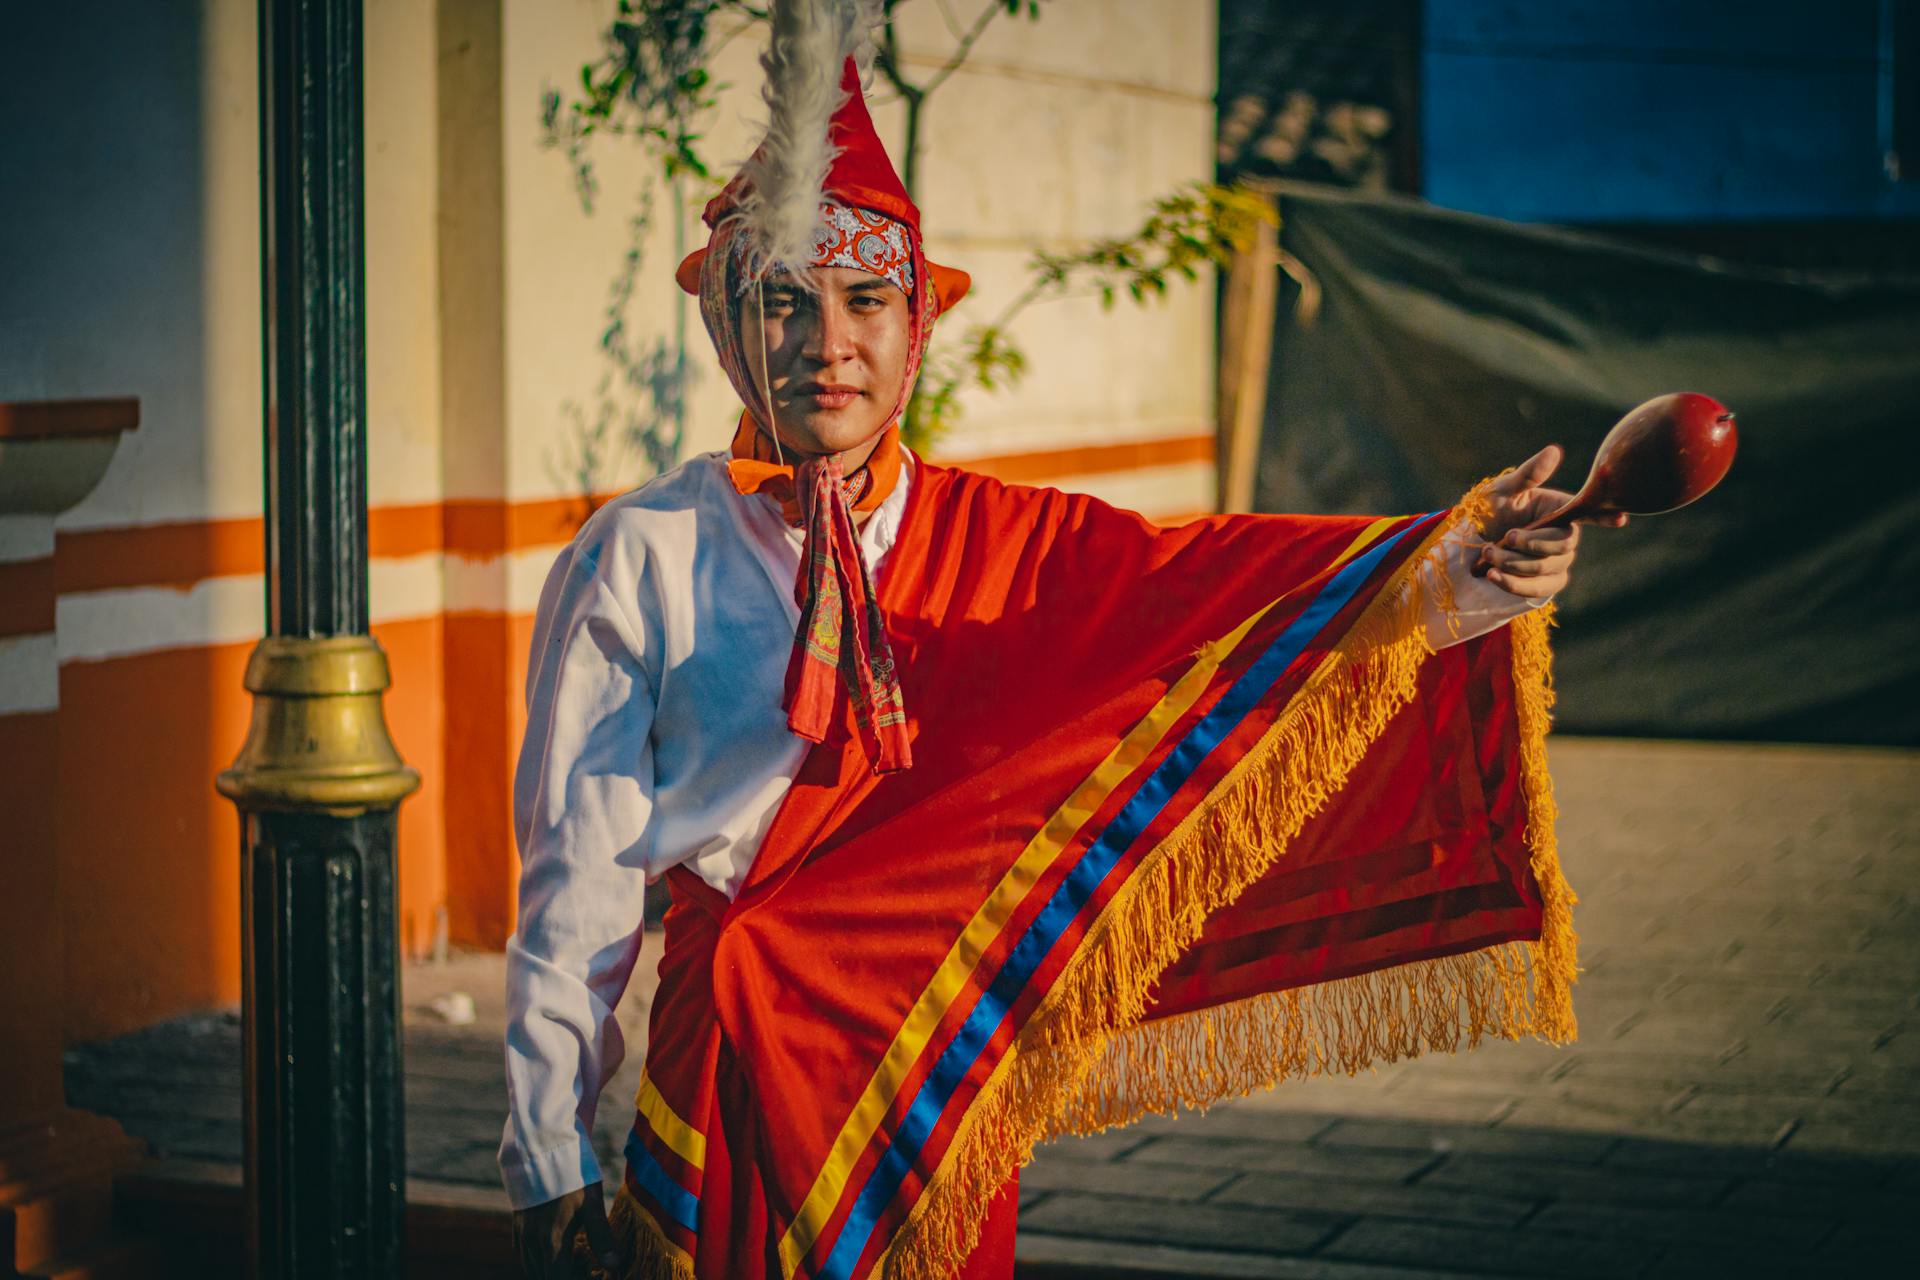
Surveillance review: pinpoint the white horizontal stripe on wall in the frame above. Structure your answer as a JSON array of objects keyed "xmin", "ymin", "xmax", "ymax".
[
  {"xmin": 48, "ymin": 546, "xmax": 573, "ymax": 666},
  {"xmin": 442, "ymin": 545, "xmax": 567, "ymax": 616},
  {"xmin": 0, "ymin": 632, "xmax": 58, "ymax": 715},
  {"xmin": 439, "ymin": 552, "xmax": 504, "ymax": 616},
  {"xmin": 0, "ymin": 516, "xmax": 55, "ymax": 565},
  {"xmin": 1041, "ymin": 460, "xmax": 1217, "ymax": 520},
  {"xmin": 57, "ymin": 576, "xmax": 266, "ymax": 665},
  {"xmin": 369, "ymin": 551, "xmax": 446, "ymax": 624}
]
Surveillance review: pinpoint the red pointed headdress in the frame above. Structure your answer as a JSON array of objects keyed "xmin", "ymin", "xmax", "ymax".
[{"xmin": 675, "ymin": 59, "xmax": 970, "ymax": 312}]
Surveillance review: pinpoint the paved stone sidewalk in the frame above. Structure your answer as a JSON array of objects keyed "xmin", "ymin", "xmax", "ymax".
[{"xmin": 67, "ymin": 738, "xmax": 1919, "ymax": 1276}]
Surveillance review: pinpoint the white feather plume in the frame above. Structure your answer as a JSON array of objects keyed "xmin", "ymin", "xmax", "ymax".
[
  {"xmin": 731, "ymin": 0, "xmax": 885, "ymax": 285},
  {"xmin": 848, "ymin": 0, "xmax": 884, "ymax": 85}
]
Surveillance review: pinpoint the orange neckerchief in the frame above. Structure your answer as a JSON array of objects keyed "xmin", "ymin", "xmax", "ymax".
[
  {"xmin": 726, "ymin": 412, "xmax": 912, "ymax": 773},
  {"xmin": 725, "ymin": 412, "xmax": 904, "ymax": 526}
]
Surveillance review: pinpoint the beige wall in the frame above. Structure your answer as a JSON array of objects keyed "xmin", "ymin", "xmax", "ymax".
[
  {"xmin": 366, "ymin": 0, "xmax": 447, "ymax": 509},
  {"xmin": 895, "ymin": 0, "xmax": 1218, "ymax": 468},
  {"xmin": 498, "ymin": 0, "xmax": 755, "ymax": 507}
]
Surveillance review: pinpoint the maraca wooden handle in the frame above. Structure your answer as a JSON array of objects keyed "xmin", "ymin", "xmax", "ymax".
[
  {"xmin": 1522, "ymin": 492, "xmax": 1600, "ymax": 531},
  {"xmin": 1471, "ymin": 393, "xmax": 1738, "ymax": 576}
]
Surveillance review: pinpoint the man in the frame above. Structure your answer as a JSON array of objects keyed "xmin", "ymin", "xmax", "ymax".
[{"xmin": 501, "ymin": 62, "xmax": 1613, "ymax": 1280}]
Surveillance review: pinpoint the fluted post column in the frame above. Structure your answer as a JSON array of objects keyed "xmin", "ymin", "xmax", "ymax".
[{"xmin": 216, "ymin": 1, "xmax": 417, "ymax": 1274}]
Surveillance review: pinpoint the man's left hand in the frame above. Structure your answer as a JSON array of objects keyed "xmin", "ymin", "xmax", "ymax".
[{"xmin": 1475, "ymin": 445, "xmax": 1627, "ymax": 599}]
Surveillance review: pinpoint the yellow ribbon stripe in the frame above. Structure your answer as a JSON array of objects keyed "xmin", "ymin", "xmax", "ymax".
[
  {"xmin": 1332, "ymin": 517, "xmax": 1400, "ymax": 572},
  {"xmin": 774, "ymin": 516, "xmax": 1402, "ymax": 1277},
  {"xmin": 636, "ymin": 1070, "xmax": 707, "ymax": 1171}
]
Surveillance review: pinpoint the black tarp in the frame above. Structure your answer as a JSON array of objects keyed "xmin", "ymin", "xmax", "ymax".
[{"xmin": 1255, "ymin": 185, "xmax": 1920, "ymax": 745}]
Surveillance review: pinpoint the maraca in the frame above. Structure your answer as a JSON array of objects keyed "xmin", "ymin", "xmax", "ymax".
[{"xmin": 1526, "ymin": 391, "xmax": 1738, "ymax": 529}]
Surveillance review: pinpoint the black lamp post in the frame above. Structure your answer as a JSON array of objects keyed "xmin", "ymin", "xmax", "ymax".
[{"xmin": 216, "ymin": 0, "xmax": 417, "ymax": 1274}]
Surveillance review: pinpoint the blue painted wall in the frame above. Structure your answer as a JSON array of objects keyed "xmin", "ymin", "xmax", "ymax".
[{"xmin": 1422, "ymin": 0, "xmax": 1920, "ymax": 222}]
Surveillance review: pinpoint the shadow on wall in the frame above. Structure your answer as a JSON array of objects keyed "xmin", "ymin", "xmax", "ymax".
[
  {"xmin": 0, "ymin": 2, "xmax": 208, "ymax": 418},
  {"xmin": 1, "ymin": 3, "xmax": 230, "ymax": 1042}
]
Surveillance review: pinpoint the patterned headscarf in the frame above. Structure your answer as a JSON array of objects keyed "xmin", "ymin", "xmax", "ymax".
[{"xmin": 812, "ymin": 203, "xmax": 915, "ymax": 295}]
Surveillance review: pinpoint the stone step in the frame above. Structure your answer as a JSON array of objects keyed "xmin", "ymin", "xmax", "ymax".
[
  {"xmin": 116, "ymin": 1157, "xmax": 524, "ymax": 1279},
  {"xmin": 4, "ymin": 1172, "xmax": 116, "ymax": 1273},
  {"xmin": 0, "ymin": 1113, "xmax": 145, "ymax": 1204},
  {"xmin": 26, "ymin": 1235, "xmax": 172, "ymax": 1280}
]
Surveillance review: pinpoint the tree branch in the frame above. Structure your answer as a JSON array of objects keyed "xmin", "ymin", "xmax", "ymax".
[
  {"xmin": 874, "ymin": 6, "xmax": 924, "ymax": 103},
  {"xmin": 933, "ymin": 0, "xmax": 968, "ymax": 41},
  {"xmin": 921, "ymin": 0, "xmax": 1004, "ymax": 97}
]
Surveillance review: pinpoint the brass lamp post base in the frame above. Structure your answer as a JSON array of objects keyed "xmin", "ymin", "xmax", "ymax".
[
  {"xmin": 218, "ymin": 634, "xmax": 418, "ymax": 1277},
  {"xmin": 217, "ymin": 635, "xmax": 420, "ymax": 813}
]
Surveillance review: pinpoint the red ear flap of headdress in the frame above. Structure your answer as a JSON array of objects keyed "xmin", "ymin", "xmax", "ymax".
[
  {"xmin": 929, "ymin": 262, "xmax": 971, "ymax": 311},
  {"xmin": 675, "ymin": 248, "xmax": 704, "ymax": 296}
]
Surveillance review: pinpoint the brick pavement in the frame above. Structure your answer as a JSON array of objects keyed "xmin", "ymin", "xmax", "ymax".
[{"xmin": 66, "ymin": 738, "xmax": 1919, "ymax": 1276}]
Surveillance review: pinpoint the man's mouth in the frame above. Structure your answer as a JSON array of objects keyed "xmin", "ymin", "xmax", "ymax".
[{"xmin": 795, "ymin": 382, "xmax": 862, "ymax": 410}]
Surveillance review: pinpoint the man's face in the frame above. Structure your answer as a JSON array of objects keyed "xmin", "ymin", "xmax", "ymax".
[{"xmin": 741, "ymin": 265, "xmax": 911, "ymax": 458}]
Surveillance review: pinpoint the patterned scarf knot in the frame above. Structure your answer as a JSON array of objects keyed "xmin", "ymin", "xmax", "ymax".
[{"xmin": 729, "ymin": 415, "xmax": 912, "ymax": 774}]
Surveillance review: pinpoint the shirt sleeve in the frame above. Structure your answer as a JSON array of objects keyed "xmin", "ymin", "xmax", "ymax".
[
  {"xmin": 498, "ymin": 537, "xmax": 658, "ymax": 1210},
  {"xmin": 1420, "ymin": 519, "xmax": 1552, "ymax": 651}
]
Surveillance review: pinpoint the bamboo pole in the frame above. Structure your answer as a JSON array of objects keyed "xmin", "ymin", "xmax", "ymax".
[{"xmin": 1215, "ymin": 194, "xmax": 1280, "ymax": 514}]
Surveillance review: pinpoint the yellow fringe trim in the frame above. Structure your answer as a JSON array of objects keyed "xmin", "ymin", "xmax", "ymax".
[
  {"xmin": 880, "ymin": 498, "xmax": 1577, "ymax": 1280},
  {"xmin": 607, "ymin": 1183, "xmax": 697, "ymax": 1280}
]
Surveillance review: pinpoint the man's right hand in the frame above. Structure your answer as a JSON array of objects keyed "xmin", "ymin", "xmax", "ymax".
[{"xmin": 513, "ymin": 1181, "xmax": 627, "ymax": 1279}]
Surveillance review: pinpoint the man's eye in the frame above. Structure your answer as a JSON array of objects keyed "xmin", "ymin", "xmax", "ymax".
[{"xmin": 765, "ymin": 293, "xmax": 799, "ymax": 311}]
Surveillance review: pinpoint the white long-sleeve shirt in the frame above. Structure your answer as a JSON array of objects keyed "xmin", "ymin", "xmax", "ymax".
[{"xmin": 496, "ymin": 450, "xmax": 1543, "ymax": 1209}]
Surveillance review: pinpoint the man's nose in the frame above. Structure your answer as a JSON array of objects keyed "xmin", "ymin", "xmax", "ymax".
[{"xmin": 801, "ymin": 302, "xmax": 856, "ymax": 365}]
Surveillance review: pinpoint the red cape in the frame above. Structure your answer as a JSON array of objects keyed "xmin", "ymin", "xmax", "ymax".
[{"xmin": 612, "ymin": 462, "xmax": 1574, "ymax": 1280}]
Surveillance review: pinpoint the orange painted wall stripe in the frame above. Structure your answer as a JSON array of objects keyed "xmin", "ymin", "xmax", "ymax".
[
  {"xmin": 43, "ymin": 437, "xmax": 1215, "ymax": 596},
  {"xmin": 441, "ymin": 610, "xmax": 523, "ymax": 947},
  {"xmin": 1, "ymin": 557, "xmax": 56, "ymax": 637},
  {"xmin": 52, "ymin": 617, "xmax": 449, "ymax": 1042},
  {"xmin": 49, "ymin": 498, "xmax": 600, "ymax": 595},
  {"xmin": 368, "ymin": 502, "xmax": 447, "ymax": 559},
  {"xmin": 53, "ymin": 502, "xmax": 453, "ymax": 595},
  {"xmin": 941, "ymin": 432, "xmax": 1215, "ymax": 485},
  {"xmin": 0, "ymin": 396, "xmax": 140, "ymax": 441},
  {"xmin": 441, "ymin": 494, "xmax": 616, "ymax": 558},
  {"xmin": 55, "ymin": 516, "xmax": 264, "ymax": 595},
  {"xmin": 0, "ymin": 708, "xmax": 64, "ymax": 1125}
]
